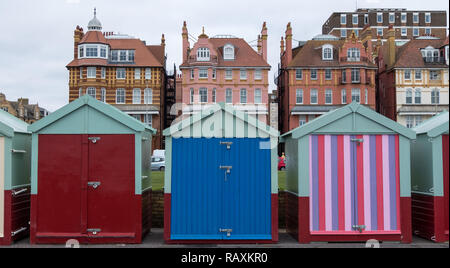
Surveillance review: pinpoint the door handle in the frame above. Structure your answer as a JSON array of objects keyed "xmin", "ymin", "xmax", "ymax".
[
  {"xmin": 220, "ymin": 141, "xmax": 233, "ymax": 150},
  {"xmin": 220, "ymin": 166, "xmax": 232, "ymax": 174},
  {"xmin": 88, "ymin": 137, "xmax": 101, "ymax": 144},
  {"xmin": 219, "ymin": 228, "xmax": 233, "ymax": 237},
  {"xmin": 88, "ymin": 182, "xmax": 101, "ymax": 189}
]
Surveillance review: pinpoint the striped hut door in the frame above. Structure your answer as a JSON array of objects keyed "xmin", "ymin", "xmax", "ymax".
[{"xmin": 309, "ymin": 135, "xmax": 401, "ymax": 234}]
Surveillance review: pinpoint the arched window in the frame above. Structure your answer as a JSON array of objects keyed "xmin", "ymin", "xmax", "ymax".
[
  {"xmin": 224, "ymin": 44, "xmax": 235, "ymax": 60},
  {"xmin": 144, "ymin": 88, "xmax": 153, "ymax": 104},
  {"xmin": 116, "ymin": 88, "xmax": 125, "ymax": 104},
  {"xmin": 197, "ymin": 47, "xmax": 210, "ymax": 61},
  {"xmin": 87, "ymin": 87, "xmax": 96, "ymax": 98},
  {"xmin": 322, "ymin": 45, "xmax": 333, "ymax": 60},
  {"xmin": 133, "ymin": 88, "xmax": 141, "ymax": 104}
]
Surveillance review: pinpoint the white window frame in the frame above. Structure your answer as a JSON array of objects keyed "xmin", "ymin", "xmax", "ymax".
[
  {"xmin": 296, "ymin": 89, "xmax": 303, "ymax": 104},
  {"xmin": 212, "ymin": 88, "xmax": 216, "ymax": 103},
  {"xmin": 341, "ymin": 29, "xmax": 347, "ymax": 38},
  {"xmin": 198, "ymin": 68, "xmax": 208, "ymax": 79},
  {"xmin": 389, "ymin": 13, "xmax": 395, "ymax": 23},
  {"xmin": 223, "ymin": 44, "xmax": 235, "ymax": 60},
  {"xmin": 116, "ymin": 68, "xmax": 126, "ymax": 80},
  {"xmin": 425, "ymin": 13, "xmax": 431, "ymax": 23},
  {"xmin": 240, "ymin": 89, "xmax": 247, "ymax": 104},
  {"xmin": 401, "ymin": 13, "xmax": 407, "ymax": 23},
  {"xmin": 87, "ymin": 87, "xmax": 96, "ymax": 98},
  {"xmin": 135, "ymin": 68, "xmax": 141, "ymax": 80},
  {"xmin": 322, "ymin": 45, "xmax": 333, "ymax": 60},
  {"xmin": 415, "ymin": 69, "xmax": 422, "ymax": 80},
  {"xmin": 80, "ymin": 67, "xmax": 83, "ymax": 79},
  {"xmin": 101, "ymin": 67, "xmax": 106, "ymax": 79},
  {"xmin": 299, "ymin": 115, "xmax": 307, "ymax": 127},
  {"xmin": 342, "ymin": 89, "xmax": 347, "ymax": 104},
  {"xmin": 197, "ymin": 47, "xmax": 210, "ymax": 61},
  {"xmin": 190, "ymin": 88, "xmax": 194, "ymax": 104},
  {"xmin": 254, "ymin": 88, "xmax": 262, "ymax": 104},
  {"xmin": 365, "ymin": 88, "xmax": 368, "ymax": 104},
  {"xmin": 133, "ymin": 88, "xmax": 141, "ymax": 104},
  {"xmin": 351, "ymin": 89, "xmax": 361, "ymax": 103},
  {"xmin": 401, "ymin": 28, "xmax": 407, "ymax": 37},
  {"xmin": 240, "ymin": 69, "xmax": 247, "ymax": 80},
  {"xmin": 145, "ymin": 68, "xmax": 152, "ymax": 80},
  {"xmin": 351, "ymin": 69, "xmax": 360, "ymax": 83},
  {"xmin": 404, "ymin": 69, "xmax": 411, "ymax": 80},
  {"xmin": 347, "ymin": 48, "xmax": 360, "ymax": 61},
  {"xmin": 225, "ymin": 69, "xmax": 233, "ymax": 80},
  {"xmin": 413, "ymin": 28, "xmax": 419, "ymax": 37},
  {"xmin": 190, "ymin": 69, "xmax": 195, "ymax": 79},
  {"xmin": 296, "ymin": 69, "xmax": 303, "ymax": 80},
  {"xmin": 341, "ymin": 14, "xmax": 347, "ymax": 25},
  {"xmin": 352, "ymin": 14, "xmax": 358, "ymax": 25},
  {"xmin": 254, "ymin": 69, "xmax": 262, "ymax": 80},
  {"xmin": 425, "ymin": 28, "xmax": 431, "ymax": 35},
  {"xmin": 87, "ymin": 67, "xmax": 96, "ymax": 78},
  {"xmin": 144, "ymin": 114, "xmax": 152, "ymax": 127},
  {"xmin": 406, "ymin": 116, "xmax": 414, "ymax": 128},
  {"xmin": 199, "ymin": 88, "xmax": 208, "ymax": 103},
  {"xmin": 415, "ymin": 89, "xmax": 422, "ymax": 104},
  {"xmin": 413, "ymin": 13, "xmax": 419, "ymax": 23},
  {"xmin": 100, "ymin": 88, "xmax": 106, "ymax": 102},
  {"xmin": 405, "ymin": 89, "xmax": 413, "ymax": 104},
  {"xmin": 377, "ymin": 28, "xmax": 383, "ymax": 36},
  {"xmin": 364, "ymin": 14, "xmax": 369, "ymax": 24},
  {"xmin": 226, "ymin": 88, "xmax": 233, "ymax": 104},
  {"xmin": 144, "ymin": 88, "xmax": 153, "ymax": 104},
  {"xmin": 116, "ymin": 88, "xmax": 125, "ymax": 104},
  {"xmin": 325, "ymin": 69, "xmax": 332, "ymax": 80},
  {"xmin": 86, "ymin": 45, "xmax": 98, "ymax": 58},
  {"xmin": 377, "ymin": 13, "xmax": 383, "ymax": 23},
  {"xmin": 310, "ymin": 89, "xmax": 318, "ymax": 104},
  {"xmin": 310, "ymin": 69, "xmax": 318, "ymax": 80},
  {"xmin": 325, "ymin": 89, "xmax": 333, "ymax": 104},
  {"xmin": 431, "ymin": 89, "xmax": 440, "ymax": 104},
  {"xmin": 212, "ymin": 69, "xmax": 216, "ymax": 79}
]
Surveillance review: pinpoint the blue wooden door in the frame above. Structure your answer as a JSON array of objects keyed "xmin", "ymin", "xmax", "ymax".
[{"xmin": 170, "ymin": 138, "xmax": 272, "ymax": 240}]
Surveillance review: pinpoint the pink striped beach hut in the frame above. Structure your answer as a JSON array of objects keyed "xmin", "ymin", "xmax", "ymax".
[{"xmin": 280, "ymin": 103, "xmax": 416, "ymax": 243}]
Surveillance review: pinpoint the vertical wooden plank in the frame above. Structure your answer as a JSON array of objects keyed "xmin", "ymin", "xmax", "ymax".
[{"xmin": 0, "ymin": 137, "xmax": 4, "ymax": 238}]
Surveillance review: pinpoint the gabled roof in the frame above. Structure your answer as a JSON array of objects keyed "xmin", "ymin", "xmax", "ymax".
[
  {"xmin": 28, "ymin": 95, "xmax": 156, "ymax": 134},
  {"xmin": 0, "ymin": 109, "xmax": 30, "ymax": 137},
  {"xmin": 79, "ymin": 31, "xmax": 107, "ymax": 44},
  {"xmin": 281, "ymin": 102, "xmax": 416, "ymax": 140},
  {"xmin": 413, "ymin": 111, "xmax": 449, "ymax": 138},
  {"xmin": 163, "ymin": 102, "xmax": 279, "ymax": 137},
  {"xmin": 180, "ymin": 38, "xmax": 270, "ymax": 68}
]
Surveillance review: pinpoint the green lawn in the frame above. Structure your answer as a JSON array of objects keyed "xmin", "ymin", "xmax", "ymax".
[{"xmin": 151, "ymin": 171, "xmax": 287, "ymax": 191}]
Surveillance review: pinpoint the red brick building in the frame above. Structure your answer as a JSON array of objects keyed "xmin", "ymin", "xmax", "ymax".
[
  {"xmin": 66, "ymin": 10, "xmax": 167, "ymax": 149},
  {"xmin": 277, "ymin": 23, "xmax": 377, "ymax": 134}
]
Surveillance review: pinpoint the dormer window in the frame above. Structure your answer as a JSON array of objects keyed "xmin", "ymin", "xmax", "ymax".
[
  {"xmin": 421, "ymin": 46, "xmax": 440, "ymax": 63},
  {"xmin": 347, "ymin": 48, "xmax": 360, "ymax": 61},
  {"xmin": 109, "ymin": 50, "xmax": 135, "ymax": 62},
  {"xmin": 224, "ymin": 44, "xmax": 235, "ymax": 60},
  {"xmin": 78, "ymin": 44, "xmax": 109, "ymax": 59},
  {"xmin": 197, "ymin": 47, "xmax": 210, "ymax": 61},
  {"xmin": 322, "ymin": 45, "xmax": 333, "ymax": 60}
]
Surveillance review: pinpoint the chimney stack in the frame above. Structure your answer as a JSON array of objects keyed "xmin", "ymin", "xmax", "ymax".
[
  {"xmin": 73, "ymin": 25, "xmax": 84, "ymax": 59},
  {"xmin": 280, "ymin": 37, "xmax": 285, "ymax": 55},
  {"xmin": 182, "ymin": 21, "xmax": 190, "ymax": 63},
  {"xmin": 257, "ymin": 35, "xmax": 262, "ymax": 55},
  {"xmin": 261, "ymin": 22, "xmax": 268, "ymax": 61},
  {"xmin": 285, "ymin": 22, "xmax": 293, "ymax": 65},
  {"xmin": 386, "ymin": 25, "xmax": 396, "ymax": 68}
]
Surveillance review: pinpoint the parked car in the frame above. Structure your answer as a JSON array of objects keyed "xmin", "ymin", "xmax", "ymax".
[
  {"xmin": 278, "ymin": 157, "xmax": 286, "ymax": 171},
  {"xmin": 151, "ymin": 156, "xmax": 165, "ymax": 171}
]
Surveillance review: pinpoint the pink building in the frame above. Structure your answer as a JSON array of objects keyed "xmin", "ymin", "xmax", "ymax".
[{"xmin": 179, "ymin": 22, "xmax": 271, "ymax": 123}]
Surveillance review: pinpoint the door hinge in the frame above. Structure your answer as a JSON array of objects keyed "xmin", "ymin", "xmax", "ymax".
[
  {"xmin": 88, "ymin": 137, "xmax": 101, "ymax": 144},
  {"xmin": 220, "ymin": 141, "xmax": 233, "ymax": 150},
  {"xmin": 219, "ymin": 166, "xmax": 232, "ymax": 174},
  {"xmin": 87, "ymin": 228, "xmax": 102, "ymax": 235},
  {"xmin": 219, "ymin": 228, "xmax": 233, "ymax": 237},
  {"xmin": 87, "ymin": 181, "xmax": 101, "ymax": 189},
  {"xmin": 352, "ymin": 225, "xmax": 366, "ymax": 233}
]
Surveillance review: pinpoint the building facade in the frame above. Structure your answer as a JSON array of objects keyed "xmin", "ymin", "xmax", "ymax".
[
  {"xmin": 178, "ymin": 22, "xmax": 270, "ymax": 123},
  {"xmin": 66, "ymin": 10, "xmax": 166, "ymax": 149},
  {"xmin": 322, "ymin": 9, "xmax": 447, "ymax": 46},
  {"xmin": 277, "ymin": 23, "xmax": 377, "ymax": 134},
  {"xmin": 0, "ymin": 93, "xmax": 48, "ymax": 123},
  {"xmin": 377, "ymin": 27, "xmax": 449, "ymax": 128}
]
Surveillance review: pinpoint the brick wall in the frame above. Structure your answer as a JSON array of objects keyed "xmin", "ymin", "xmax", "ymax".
[{"xmin": 151, "ymin": 190, "xmax": 288, "ymax": 229}]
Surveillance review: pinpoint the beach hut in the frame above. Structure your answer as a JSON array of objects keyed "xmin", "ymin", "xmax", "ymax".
[
  {"xmin": 411, "ymin": 111, "xmax": 449, "ymax": 242},
  {"xmin": 281, "ymin": 103, "xmax": 416, "ymax": 243},
  {"xmin": 0, "ymin": 110, "xmax": 31, "ymax": 245},
  {"xmin": 28, "ymin": 95, "xmax": 155, "ymax": 244},
  {"xmin": 163, "ymin": 103, "xmax": 279, "ymax": 243}
]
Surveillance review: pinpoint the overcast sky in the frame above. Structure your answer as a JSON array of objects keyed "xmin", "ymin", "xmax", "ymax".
[{"xmin": 0, "ymin": 0, "xmax": 448, "ymax": 112}]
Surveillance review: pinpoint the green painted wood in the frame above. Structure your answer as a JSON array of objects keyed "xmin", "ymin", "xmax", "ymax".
[
  {"xmin": 284, "ymin": 137, "xmax": 299, "ymax": 195},
  {"xmin": 431, "ymin": 136, "xmax": 444, "ymax": 197},
  {"xmin": 0, "ymin": 122, "xmax": 14, "ymax": 138},
  {"xmin": 298, "ymin": 136, "xmax": 310, "ymax": 197},
  {"xmin": 164, "ymin": 136, "xmax": 172, "ymax": 194},
  {"xmin": 399, "ymin": 136, "xmax": 412, "ymax": 198},
  {"xmin": 3, "ymin": 137, "xmax": 12, "ymax": 190},
  {"xmin": 134, "ymin": 133, "xmax": 142, "ymax": 195},
  {"xmin": 11, "ymin": 133, "xmax": 31, "ymax": 188},
  {"xmin": 28, "ymin": 95, "xmax": 156, "ymax": 134},
  {"xmin": 410, "ymin": 135, "xmax": 434, "ymax": 195},
  {"xmin": 141, "ymin": 132, "xmax": 152, "ymax": 193},
  {"xmin": 31, "ymin": 134, "xmax": 38, "ymax": 195},
  {"xmin": 414, "ymin": 111, "xmax": 449, "ymax": 138},
  {"xmin": 283, "ymin": 102, "xmax": 416, "ymax": 140}
]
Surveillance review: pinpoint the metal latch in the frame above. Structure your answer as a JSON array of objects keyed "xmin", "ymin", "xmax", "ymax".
[
  {"xmin": 87, "ymin": 229, "xmax": 101, "ymax": 235},
  {"xmin": 88, "ymin": 137, "xmax": 101, "ymax": 144},
  {"xmin": 220, "ymin": 141, "xmax": 233, "ymax": 150},
  {"xmin": 220, "ymin": 166, "xmax": 232, "ymax": 174},
  {"xmin": 12, "ymin": 188, "xmax": 28, "ymax": 196},
  {"xmin": 351, "ymin": 138, "xmax": 364, "ymax": 146},
  {"xmin": 11, "ymin": 227, "xmax": 27, "ymax": 237},
  {"xmin": 352, "ymin": 225, "xmax": 366, "ymax": 233},
  {"xmin": 88, "ymin": 182, "xmax": 101, "ymax": 189},
  {"xmin": 11, "ymin": 149, "xmax": 27, "ymax": 154},
  {"xmin": 219, "ymin": 228, "xmax": 233, "ymax": 237}
]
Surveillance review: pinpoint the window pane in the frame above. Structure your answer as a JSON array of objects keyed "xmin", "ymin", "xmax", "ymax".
[
  {"xmin": 240, "ymin": 89, "xmax": 247, "ymax": 103},
  {"xmin": 226, "ymin": 89, "xmax": 233, "ymax": 103},
  {"xmin": 254, "ymin": 89, "xmax": 262, "ymax": 104},
  {"xmin": 144, "ymin": 88, "xmax": 153, "ymax": 104},
  {"xmin": 133, "ymin": 89, "xmax": 141, "ymax": 104}
]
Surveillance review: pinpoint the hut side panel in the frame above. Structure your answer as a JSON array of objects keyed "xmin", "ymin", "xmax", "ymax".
[
  {"xmin": 0, "ymin": 137, "xmax": 4, "ymax": 239},
  {"xmin": 443, "ymin": 135, "xmax": 449, "ymax": 239}
]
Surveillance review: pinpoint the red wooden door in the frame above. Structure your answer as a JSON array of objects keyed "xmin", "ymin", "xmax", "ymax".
[
  {"xmin": 87, "ymin": 135, "xmax": 136, "ymax": 238},
  {"xmin": 37, "ymin": 135, "xmax": 83, "ymax": 237},
  {"xmin": 443, "ymin": 134, "xmax": 449, "ymax": 235}
]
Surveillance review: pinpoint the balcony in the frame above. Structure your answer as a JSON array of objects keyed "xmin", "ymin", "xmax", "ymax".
[
  {"xmin": 339, "ymin": 56, "xmax": 369, "ymax": 63},
  {"xmin": 186, "ymin": 55, "xmax": 219, "ymax": 65},
  {"xmin": 339, "ymin": 77, "xmax": 371, "ymax": 85}
]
